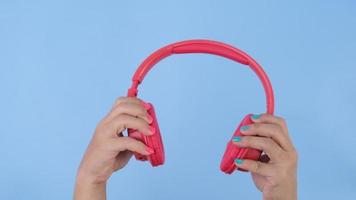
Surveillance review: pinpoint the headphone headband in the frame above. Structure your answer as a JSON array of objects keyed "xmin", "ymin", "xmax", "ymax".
[{"xmin": 127, "ymin": 39, "xmax": 274, "ymax": 114}]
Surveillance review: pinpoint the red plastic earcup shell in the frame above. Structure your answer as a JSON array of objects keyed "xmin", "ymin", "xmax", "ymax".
[
  {"xmin": 220, "ymin": 114, "xmax": 262, "ymax": 174},
  {"xmin": 128, "ymin": 103, "xmax": 165, "ymax": 167}
]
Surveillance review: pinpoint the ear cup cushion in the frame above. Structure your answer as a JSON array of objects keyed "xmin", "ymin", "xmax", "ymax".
[
  {"xmin": 128, "ymin": 103, "xmax": 165, "ymax": 167},
  {"xmin": 220, "ymin": 114, "xmax": 262, "ymax": 174}
]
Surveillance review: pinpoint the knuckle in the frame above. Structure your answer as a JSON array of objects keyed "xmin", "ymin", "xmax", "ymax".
[
  {"xmin": 138, "ymin": 107, "xmax": 147, "ymax": 116},
  {"xmin": 127, "ymin": 97, "xmax": 141, "ymax": 104},
  {"xmin": 242, "ymin": 136, "xmax": 251, "ymax": 144},
  {"xmin": 117, "ymin": 113, "xmax": 129, "ymax": 121},
  {"xmin": 267, "ymin": 124, "xmax": 282, "ymax": 138},
  {"xmin": 275, "ymin": 125, "xmax": 284, "ymax": 134},
  {"xmin": 266, "ymin": 140, "xmax": 273, "ymax": 149},
  {"xmin": 252, "ymin": 123, "xmax": 262, "ymax": 130},
  {"xmin": 264, "ymin": 138, "xmax": 281, "ymax": 154},
  {"xmin": 131, "ymin": 117, "xmax": 148, "ymax": 131},
  {"xmin": 276, "ymin": 116, "xmax": 287, "ymax": 127},
  {"xmin": 116, "ymin": 114, "xmax": 130, "ymax": 129},
  {"xmin": 115, "ymin": 96, "xmax": 126, "ymax": 105},
  {"xmin": 260, "ymin": 113, "xmax": 270, "ymax": 119},
  {"xmin": 262, "ymin": 137, "xmax": 273, "ymax": 148},
  {"xmin": 135, "ymin": 117, "xmax": 146, "ymax": 125},
  {"xmin": 136, "ymin": 141, "xmax": 145, "ymax": 149}
]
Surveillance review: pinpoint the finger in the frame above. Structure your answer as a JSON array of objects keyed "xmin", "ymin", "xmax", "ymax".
[
  {"xmin": 114, "ymin": 97, "xmax": 151, "ymax": 110},
  {"xmin": 235, "ymin": 158, "xmax": 273, "ymax": 176},
  {"xmin": 114, "ymin": 97, "xmax": 142, "ymax": 107},
  {"xmin": 110, "ymin": 137, "xmax": 154, "ymax": 156},
  {"xmin": 250, "ymin": 113, "xmax": 288, "ymax": 133},
  {"xmin": 107, "ymin": 102, "xmax": 153, "ymax": 124},
  {"xmin": 232, "ymin": 136, "xmax": 284, "ymax": 161},
  {"xmin": 109, "ymin": 114, "xmax": 155, "ymax": 136},
  {"xmin": 240, "ymin": 123, "xmax": 293, "ymax": 151}
]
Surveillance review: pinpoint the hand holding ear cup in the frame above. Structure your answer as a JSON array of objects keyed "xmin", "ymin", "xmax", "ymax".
[
  {"xmin": 127, "ymin": 102, "xmax": 165, "ymax": 167},
  {"xmin": 220, "ymin": 114, "xmax": 262, "ymax": 174}
]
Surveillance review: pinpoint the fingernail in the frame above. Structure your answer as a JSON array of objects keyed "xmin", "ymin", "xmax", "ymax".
[
  {"xmin": 149, "ymin": 126, "xmax": 156, "ymax": 134},
  {"xmin": 141, "ymin": 101, "xmax": 151, "ymax": 110},
  {"xmin": 232, "ymin": 136, "xmax": 242, "ymax": 142},
  {"xmin": 240, "ymin": 125, "xmax": 250, "ymax": 132},
  {"xmin": 147, "ymin": 114, "xmax": 153, "ymax": 124},
  {"xmin": 235, "ymin": 158, "xmax": 244, "ymax": 165},
  {"xmin": 251, "ymin": 114, "xmax": 261, "ymax": 120},
  {"xmin": 145, "ymin": 146, "xmax": 154, "ymax": 155}
]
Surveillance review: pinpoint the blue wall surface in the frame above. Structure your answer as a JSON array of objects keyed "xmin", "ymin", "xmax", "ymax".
[{"xmin": 0, "ymin": 1, "xmax": 355, "ymax": 199}]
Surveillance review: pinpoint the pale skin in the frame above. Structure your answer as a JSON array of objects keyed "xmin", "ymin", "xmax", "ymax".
[{"xmin": 74, "ymin": 97, "xmax": 298, "ymax": 200}]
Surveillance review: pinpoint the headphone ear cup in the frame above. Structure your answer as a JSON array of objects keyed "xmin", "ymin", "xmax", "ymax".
[
  {"xmin": 128, "ymin": 102, "xmax": 165, "ymax": 167},
  {"xmin": 220, "ymin": 114, "xmax": 262, "ymax": 174}
]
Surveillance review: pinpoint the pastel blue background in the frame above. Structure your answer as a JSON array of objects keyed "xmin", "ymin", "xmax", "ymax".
[{"xmin": 1, "ymin": 1, "xmax": 355, "ymax": 199}]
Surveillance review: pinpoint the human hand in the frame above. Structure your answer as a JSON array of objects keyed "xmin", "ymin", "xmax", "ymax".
[
  {"xmin": 74, "ymin": 97, "xmax": 155, "ymax": 200},
  {"xmin": 232, "ymin": 114, "xmax": 298, "ymax": 200}
]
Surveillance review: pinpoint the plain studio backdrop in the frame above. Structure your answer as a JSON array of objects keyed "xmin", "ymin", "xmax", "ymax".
[{"xmin": 0, "ymin": 1, "xmax": 355, "ymax": 199}]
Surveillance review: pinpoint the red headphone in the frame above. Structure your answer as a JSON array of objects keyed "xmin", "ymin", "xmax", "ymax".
[{"xmin": 126, "ymin": 39, "xmax": 275, "ymax": 174}]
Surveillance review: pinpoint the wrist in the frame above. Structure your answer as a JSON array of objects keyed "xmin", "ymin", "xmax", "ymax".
[
  {"xmin": 74, "ymin": 173, "xmax": 107, "ymax": 200},
  {"xmin": 76, "ymin": 166, "xmax": 107, "ymax": 185},
  {"xmin": 264, "ymin": 179, "xmax": 297, "ymax": 200}
]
